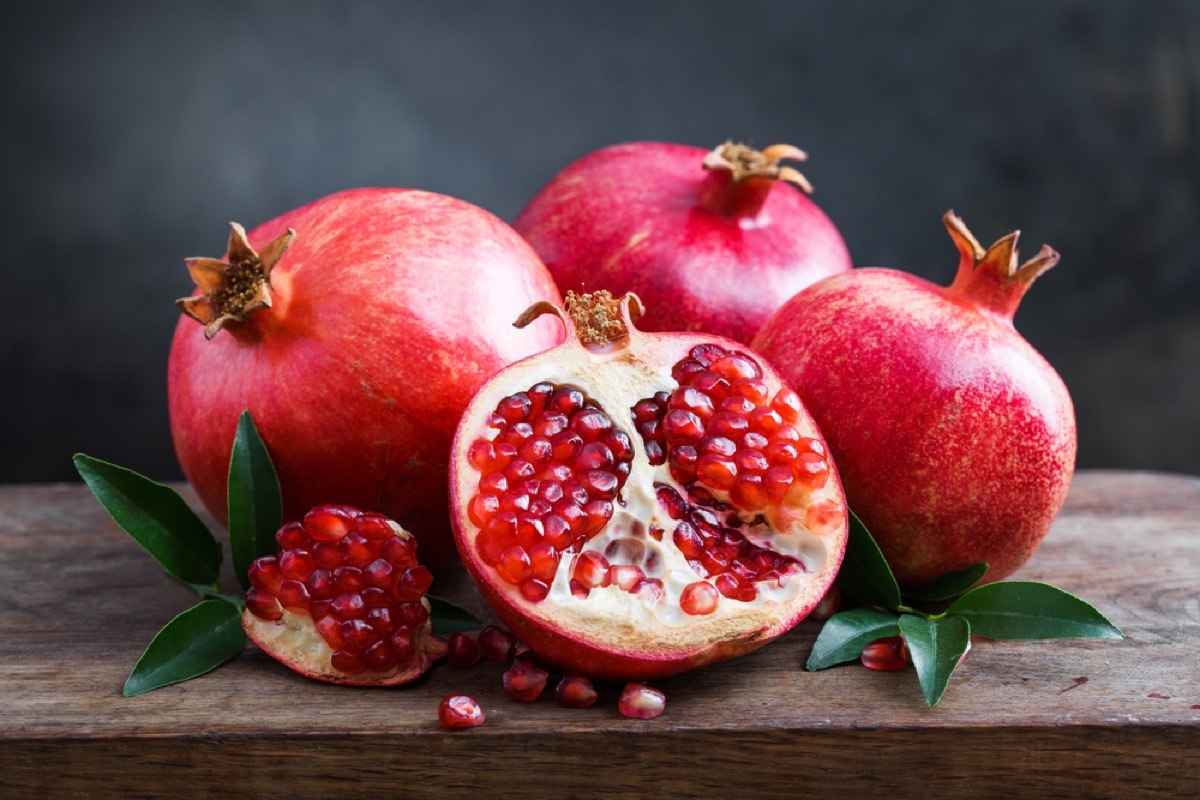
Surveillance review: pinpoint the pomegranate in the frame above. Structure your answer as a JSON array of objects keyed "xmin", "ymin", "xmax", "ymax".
[
  {"xmin": 169, "ymin": 188, "xmax": 563, "ymax": 569},
  {"xmin": 449, "ymin": 290, "xmax": 849, "ymax": 681},
  {"xmin": 753, "ymin": 211, "xmax": 1076, "ymax": 587},
  {"xmin": 242, "ymin": 504, "xmax": 446, "ymax": 686},
  {"xmin": 513, "ymin": 140, "xmax": 852, "ymax": 345}
]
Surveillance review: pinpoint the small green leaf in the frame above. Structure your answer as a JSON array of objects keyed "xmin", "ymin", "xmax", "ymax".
[
  {"xmin": 947, "ymin": 581, "xmax": 1124, "ymax": 640},
  {"xmin": 806, "ymin": 607, "xmax": 901, "ymax": 671},
  {"xmin": 835, "ymin": 510, "xmax": 902, "ymax": 610},
  {"xmin": 74, "ymin": 453, "xmax": 221, "ymax": 586},
  {"xmin": 123, "ymin": 600, "xmax": 246, "ymax": 696},
  {"xmin": 898, "ymin": 613, "xmax": 971, "ymax": 707},
  {"xmin": 904, "ymin": 562, "xmax": 990, "ymax": 603},
  {"xmin": 227, "ymin": 411, "xmax": 283, "ymax": 590},
  {"xmin": 427, "ymin": 595, "xmax": 483, "ymax": 635}
]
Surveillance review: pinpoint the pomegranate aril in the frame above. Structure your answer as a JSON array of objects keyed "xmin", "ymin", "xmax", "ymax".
[
  {"xmin": 497, "ymin": 546, "xmax": 532, "ymax": 584},
  {"xmin": 354, "ymin": 514, "xmax": 394, "ymax": 541},
  {"xmin": 395, "ymin": 565, "xmax": 433, "ymax": 601},
  {"xmin": 333, "ymin": 565, "xmax": 366, "ymax": 592},
  {"xmin": 632, "ymin": 577, "xmax": 664, "ymax": 602},
  {"xmin": 690, "ymin": 343, "xmax": 727, "ymax": 366},
  {"xmin": 366, "ymin": 606, "xmax": 397, "ymax": 633},
  {"xmin": 542, "ymin": 514, "xmax": 573, "ymax": 550},
  {"xmin": 527, "ymin": 382, "xmax": 554, "ymax": 417},
  {"xmin": 469, "ymin": 440, "xmax": 496, "ymax": 470},
  {"xmin": 331, "ymin": 592, "xmax": 366, "ymax": 620},
  {"xmin": 680, "ymin": 581, "xmax": 720, "ymax": 615},
  {"xmin": 312, "ymin": 541, "xmax": 341, "ymax": 570},
  {"xmin": 805, "ymin": 498, "xmax": 846, "ymax": 536},
  {"xmin": 670, "ymin": 445, "xmax": 699, "ymax": 484},
  {"xmin": 570, "ymin": 408, "xmax": 613, "ymax": 441},
  {"xmin": 582, "ymin": 499, "xmax": 614, "ymax": 534},
  {"xmin": 573, "ymin": 551, "xmax": 611, "ymax": 589},
  {"xmin": 862, "ymin": 636, "xmax": 908, "ymax": 671},
  {"xmin": 730, "ymin": 475, "xmax": 768, "ymax": 508},
  {"xmin": 330, "ymin": 649, "xmax": 365, "ymax": 674},
  {"xmin": 479, "ymin": 472, "xmax": 508, "ymax": 495},
  {"xmin": 246, "ymin": 587, "xmax": 283, "ymax": 620},
  {"xmin": 502, "ymin": 660, "xmax": 549, "ymax": 702},
  {"xmin": 771, "ymin": 387, "xmax": 803, "ymax": 421},
  {"xmin": 484, "ymin": 511, "xmax": 519, "ymax": 544},
  {"xmin": 504, "ymin": 458, "xmax": 536, "ymax": 482},
  {"xmin": 576, "ymin": 441, "xmax": 615, "ymax": 471},
  {"xmin": 497, "ymin": 392, "xmax": 532, "ymax": 423},
  {"xmin": 310, "ymin": 599, "xmax": 333, "ymax": 619},
  {"xmin": 721, "ymin": 396, "xmax": 757, "ymax": 417},
  {"xmin": 711, "ymin": 352, "xmax": 761, "ymax": 382},
  {"xmin": 709, "ymin": 413, "xmax": 749, "ymax": 438},
  {"xmin": 360, "ymin": 586, "xmax": 391, "ymax": 608},
  {"xmin": 315, "ymin": 614, "xmax": 343, "ymax": 648},
  {"xmin": 701, "ymin": 435, "xmax": 737, "ymax": 457},
  {"xmin": 396, "ymin": 601, "xmax": 429, "ymax": 627},
  {"xmin": 248, "ymin": 557, "xmax": 284, "ymax": 592},
  {"xmin": 475, "ymin": 527, "xmax": 505, "ymax": 566},
  {"xmin": 276, "ymin": 579, "xmax": 310, "ymax": 611},
  {"xmin": 390, "ymin": 629, "xmax": 416, "ymax": 662},
  {"xmin": 275, "ymin": 522, "xmax": 309, "ymax": 549},
  {"xmin": 609, "ymin": 564, "xmax": 645, "ymax": 591},
  {"xmin": 528, "ymin": 542, "xmax": 559, "ymax": 582},
  {"xmin": 520, "ymin": 578, "xmax": 551, "ymax": 602},
  {"xmin": 514, "ymin": 514, "xmax": 544, "ymax": 547},
  {"xmin": 479, "ymin": 624, "xmax": 519, "ymax": 661},
  {"xmin": 794, "ymin": 452, "xmax": 830, "ymax": 490},
  {"xmin": 364, "ymin": 558, "xmax": 394, "ymax": 587},
  {"xmin": 618, "ymin": 683, "xmax": 666, "ymax": 719},
  {"xmin": 662, "ymin": 409, "xmax": 704, "ymax": 442},
  {"xmin": 763, "ymin": 466, "xmax": 794, "ymax": 503},
  {"xmin": 519, "ymin": 437, "xmax": 552, "ymax": 467},
  {"xmin": 669, "ymin": 387, "xmax": 715, "ymax": 419},
  {"xmin": 555, "ymin": 672, "xmax": 598, "ymax": 708},
  {"xmin": 339, "ymin": 619, "xmax": 376, "ymax": 654},
  {"xmin": 735, "ymin": 449, "xmax": 769, "ymax": 474},
  {"xmin": 304, "ymin": 505, "xmax": 355, "ymax": 542},
  {"xmin": 732, "ymin": 378, "xmax": 770, "ymax": 404},
  {"xmin": 656, "ymin": 485, "xmax": 687, "ymax": 519},
  {"xmin": 672, "ymin": 522, "xmax": 704, "ymax": 559},
  {"xmin": 562, "ymin": 479, "xmax": 590, "ymax": 506},
  {"xmin": 439, "ymin": 695, "xmax": 486, "ymax": 729},
  {"xmin": 696, "ymin": 454, "xmax": 737, "ymax": 491},
  {"xmin": 690, "ymin": 371, "xmax": 731, "ymax": 403},
  {"xmin": 446, "ymin": 632, "xmax": 482, "ymax": 667},
  {"xmin": 381, "ymin": 535, "xmax": 418, "ymax": 567},
  {"xmin": 361, "ymin": 640, "xmax": 399, "ymax": 671}
]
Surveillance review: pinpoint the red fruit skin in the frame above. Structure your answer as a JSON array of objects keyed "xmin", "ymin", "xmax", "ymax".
[
  {"xmin": 514, "ymin": 142, "xmax": 851, "ymax": 345},
  {"xmin": 753, "ymin": 222, "xmax": 1075, "ymax": 587},
  {"xmin": 169, "ymin": 188, "xmax": 563, "ymax": 570}
]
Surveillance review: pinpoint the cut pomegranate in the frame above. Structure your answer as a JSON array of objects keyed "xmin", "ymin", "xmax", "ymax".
[
  {"xmin": 450, "ymin": 291, "xmax": 849, "ymax": 681},
  {"xmin": 861, "ymin": 637, "xmax": 908, "ymax": 671},
  {"xmin": 555, "ymin": 672, "xmax": 599, "ymax": 709},
  {"xmin": 438, "ymin": 695, "xmax": 486, "ymax": 729},
  {"xmin": 242, "ymin": 505, "xmax": 446, "ymax": 686},
  {"xmin": 618, "ymin": 683, "xmax": 666, "ymax": 719}
]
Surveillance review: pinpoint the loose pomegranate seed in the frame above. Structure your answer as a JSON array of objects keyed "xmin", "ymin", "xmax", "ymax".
[
  {"xmin": 438, "ymin": 695, "xmax": 486, "ymax": 729},
  {"xmin": 446, "ymin": 632, "xmax": 482, "ymax": 667},
  {"xmin": 478, "ymin": 624, "xmax": 519, "ymax": 661},
  {"xmin": 862, "ymin": 636, "xmax": 908, "ymax": 671},
  {"xmin": 502, "ymin": 659, "xmax": 549, "ymax": 702},
  {"xmin": 555, "ymin": 672, "xmax": 599, "ymax": 708},
  {"xmin": 680, "ymin": 581, "xmax": 720, "ymax": 615},
  {"xmin": 618, "ymin": 683, "xmax": 666, "ymax": 719},
  {"xmin": 810, "ymin": 585, "xmax": 842, "ymax": 621}
]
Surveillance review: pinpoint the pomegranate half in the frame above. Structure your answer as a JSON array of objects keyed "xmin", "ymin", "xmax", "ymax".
[
  {"xmin": 449, "ymin": 291, "xmax": 849, "ymax": 680},
  {"xmin": 169, "ymin": 188, "xmax": 563, "ymax": 570},
  {"xmin": 753, "ymin": 212, "xmax": 1076, "ymax": 587},
  {"xmin": 514, "ymin": 140, "xmax": 852, "ymax": 345}
]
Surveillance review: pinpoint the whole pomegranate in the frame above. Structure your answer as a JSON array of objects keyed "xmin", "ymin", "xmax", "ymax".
[
  {"xmin": 753, "ymin": 212, "xmax": 1076, "ymax": 587},
  {"xmin": 449, "ymin": 291, "xmax": 849, "ymax": 680},
  {"xmin": 242, "ymin": 504, "xmax": 447, "ymax": 686},
  {"xmin": 169, "ymin": 188, "xmax": 563, "ymax": 569},
  {"xmin": 513, "ymin": 140, "xmax": 852, "ymax": 344}
]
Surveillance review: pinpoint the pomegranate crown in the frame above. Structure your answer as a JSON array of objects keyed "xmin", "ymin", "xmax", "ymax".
[
  {"xmin": 702, "ymin": 141, "xmax": 813, "ymax": 194},
  {"xmin": 515, "ymin": 290, "xmax": 644, "ymax": 350},
  {"xmin": 176, "ymin": 222, "xmax": 295, "ymax": 340},
  {"xmin": 943, "ymin": 211, "xmax": 1060, "ymax": 321}
]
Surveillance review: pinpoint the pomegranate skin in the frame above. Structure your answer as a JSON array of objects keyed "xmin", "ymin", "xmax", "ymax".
[
  {"xmin": 169, "ymin": 188, "xmax": 562, "ymax": 570},
  {"xmin": 752, "ymin": 213, "xmax": 1076, "ymax": 587},
  {"xmin": 514, "ymin": 141, "xmax": 852, "ymax": 345}
]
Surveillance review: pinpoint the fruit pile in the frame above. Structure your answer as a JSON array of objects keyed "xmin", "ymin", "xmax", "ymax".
[{"xmin": 96, "ymin": 138, "xmax": 1083, "ymax": 723}]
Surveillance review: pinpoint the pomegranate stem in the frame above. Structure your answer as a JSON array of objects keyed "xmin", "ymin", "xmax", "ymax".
[
  {"xmin": 943, "ymin": 211, "xmax": 1060, "ymax": 322},
  {"xmin": 699, "ymin": 141, "xmax": 813, "ymax": 218}
]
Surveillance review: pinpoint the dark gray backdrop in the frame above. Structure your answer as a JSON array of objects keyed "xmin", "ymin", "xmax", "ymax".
[{"xmin": 3, "ymin": 1, "xmax": 1198, "ymax": 484}]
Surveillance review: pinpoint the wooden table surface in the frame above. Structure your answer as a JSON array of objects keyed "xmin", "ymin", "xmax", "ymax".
[{"xmin": 1, "ymin": 470, "xmax": 1198, "ymax": 799}]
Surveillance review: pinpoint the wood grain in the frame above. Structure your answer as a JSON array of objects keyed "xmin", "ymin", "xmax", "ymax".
[{"xmin": 1, "ymin": 471, "xmax": 1198, "ymax": 798}]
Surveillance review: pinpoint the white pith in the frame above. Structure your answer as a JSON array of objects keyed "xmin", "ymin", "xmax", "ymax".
[{"xmin": 453, "ymin": 324, "xmax": 848, "ymax": 656}]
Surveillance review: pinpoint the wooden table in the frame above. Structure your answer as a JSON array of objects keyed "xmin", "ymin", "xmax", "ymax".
[{"xmin": 1, "ymin": 470, "xmax": 1197, "ymax": 799}]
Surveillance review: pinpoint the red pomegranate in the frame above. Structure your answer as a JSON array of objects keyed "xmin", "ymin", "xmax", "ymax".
[
  {"xmin": 242, "ymin": 504, "xmax": 446, "ymax": 686},
  {"xmin": 449, "ymin": 291, "xmax": 848, "ymax": 680},
  {"xmin": 513, "ymin": 141, "xmax": 852, "ymax": 344},
  {"xmin": 753, "ymin": 212, "xmax": 1076, "ymax": 587},
  {"xmin": 169, "ymin": 188, "xmax": 563, "ymax": 569}
]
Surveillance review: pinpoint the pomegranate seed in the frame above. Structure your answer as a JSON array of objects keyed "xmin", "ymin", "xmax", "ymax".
[
  {"xmin": 771, "ymin": 387, "xmax": 803, "ymax": 421},
  {"xmin": 690, "ymin": 371, "xmax": 731, "ymax": 402},
  {"xmin": 573, "ymin": 551, "xmax": 611, "ymax": 589},
  {"xmin": 570, "ymin": 408, "xmax": 613, "ymax": 440},
  {"xmin": 533, "ymin": 411, "xmax": 569, "ymax": 437},
  {"xmin": 618, "ymin": 683, "xmax": 666, "ymax": 719},
  {"xmin": 479, "ymin": 624, "xmax": 518, "ymax": 661},
  {"xmin": 569, "ymin": 579, "xmax": 589, "ymax": 599},
  {"xmin": 721, "ymin": 395, "xmax": 757, "ymax": 416},
  {"xmin": 497, "ymin": 546, "xmax": 532, "ymax": 584},
  {"xmin": 304, "ymin": 505, "xmax": 355, "ymax": 541},
  {"xmin": 609, "ymin": 564, "xmax": 645, "ymax": 591},
  {"xmin": 520, "ymin": 578, "xmax": 551, "ymax": 602},
  {"xmin": 339, "ymin": 619, "xmax": 376, "ymax": 654},
  {"xmin": 542, "ymin": 514, "xmax": 573, "ymax": 550},
  {"xmin": 669, "ymin": 386, "xmax": 716, "ymax": 419},
  {"xmin": 363, "ymin": 640, "xmax": 400, "ymax": 671},
  {"xmin": 527, "ymin": 382, "xmax": 554, "ymax": 416},
  {"xmin": 580, "ymin": 470, "xmax": 619, "ymax": 498},
  {"xmin": 331, "ymin": 650, "xmax": 365, "ymax": 673},
  {"xmin": 446, "ymin": 632, "xmax": 482, "ymax": 667},
  {"xmin": 310, "ymin": 599, "xmax": 333, "ymax": 619},
  {"xmin": 576, "ymin": 441, "xmax": 615, "ymax": 471},
  {"xmin": 680, "ymin": 581, "xmax": 720, "ymax": 615},
  {"xmin": 245, "ymin": 587, "xmax": 283, "ymax": 620},
  {"xmin": 701, "ymin": 435, "xmax": 737, "ymax": 457},
  {"xmin": 555, "ymin": 672, "xmax": 598, "ymax": 708},
  {"xmin": 670, "ymin": 444, "xmax": 698, "ymax": 483},
  {"xmin": 315, "ymin": 614, "xmax": 344, "ymax": 648},
  {"xmin": 353, "ymin": 514, "xmax": 394, "ymax": 541},
  {"xmin": 730, "ymin": 474, "xmax": 768, "ymax": 508},
  {"xmin": 468, "ymin": 440, "xmax": 496, "ymax": 470},
  {"xmin": 763, "ymin": 465, "xmax": 794, "ymax": 503},
  {"xmin": 439, "ymin": 695, "xmax": 486, "ymax": 729},
  {"xmin": 479, "ymin": 472, "xmax": 508, "ymax": 495},
  {"xmin": 862, "ymin": 636, "xmax": 908, "ymax": 671},
  {"xmin": 276, "ymin": 579, "xmax": 310, "ymax": 611},
  {"xmin": 360, "ymin": 586, "xmax": 390, "ymax": 608},
  {"xmin": 689, "ymin": 343, "xmax": 727, "ymax": 366},
  {"xmin": 713, "ymin": 572, "xmax": 743, "ymax": 599},
  {"xmin": 732, "ymin": 378, "xmax": 770, "ymax": 404},
  {"xmin": 805, "ymin": 498, "xmax": 845, "ymax": 536},
  {"xmin": 696, "ymin": 454, "xmax": 737, "ymax": 491},
  {"xmin": 248, "ymin": 557, "xmax": 284, "ymax": 592},
  {"xmin": 331, "ymin": 592, "xmax": 366, "ymax": 620},
  {"xmin": 656, "ymin": 485, "xmax": 688, "ymax": 519},
  {"xmin": 366, "ymin": 606, "xmax": 398, "ymax": 633},
  {"xmin": 764, "ymin": 440, "xmax": 800, "ymax": 465},
  {"xmin": 395, "ymin": 565, "xmax": 434, "ymax": 601},
  {"xmin": 504, "ymin": 458, "xmax": 536, "ymax": 481},
  {"xmin": 662, "ymin": 409, "xmax": 704, "ymax": 442},
  {"xmin": 632, "ymin": 577, "xmax": 665, "ymax": 603},
  {"xmin": 672, "ymin": 522, "xmax": 704, "ymax": 559},
  {"xmin": 475, "ymin": 527, "xmax": 505, "ymax": 566},
  {"xmin": 389, "ymin": 629, "xmax": 416, "ymax": 662},
  {"xmin": 333, "ymin": 565, "xmax": 366, "ymax": 592},
  {"xmin": 749, "ymin": 406, "xmax": 783, "ymax": 434},
  {"xmin": 793, "ymin": 452, "xmax": 830, "ymax": 490},
  {"xmin": 381, "ymin": 535, "xmax": 417, "ymax": 567},
  {"xmin": 497, "ymin": 392, "xmax": 532, "ymax": 423},
  {"xmin": 364, "ymin": 558, "xmax": 394, "ymax": 587},
  {"xmin": 502, "ymin": 660, "xmax": 549, "ymax": 702},
  {"xmin": 711, "ymin": 352, "xmax": 761, "ymax": 382},
  {"xmin": 275, "ymin": 521, "xmax": 310, "ymax": 549},
  {"xmin": 551, "ymin": 386, "xmax": 585, "ymax": 413},
  {"xmin": 396, "ymin": 601, "xmax": 429, "ymax": 627}
]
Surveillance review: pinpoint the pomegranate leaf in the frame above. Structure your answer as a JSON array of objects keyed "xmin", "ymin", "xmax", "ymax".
[
  {"xmin": 835, "ymin": 510, "xmax": 901, "ymax": 611},
  {"xmin": 427, "ymin": 595, "xmax": 483, "ymax": 635},
  {"xmin": 806, "ymin": 607, "xmax": 901, "ymax": 671},
  {"xmin": 946, "ymin": 581, "xmax": 1124, "ymax": 640},
  {"xmin": 227, "ymin": 410, "xmax": 282, "ymax": 590},
  {"xmin": 897, "ymin": 614, "xmax": 972, "ymax": 707},
  {"xmin": 74, "ymin": 453, "xmax": 222, "ymax": 587},
  {"xmin": 123, "ymin": 599, "xmax": 246, "ymax": 696},
  {"xmin": 903, "ymin": 562, "xmax": 989, "ymax": 603}
]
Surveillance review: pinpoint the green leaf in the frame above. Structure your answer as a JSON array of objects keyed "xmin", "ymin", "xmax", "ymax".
[
  {"xmin": 74, "ymin": 453, "xmax": 221, "ymax": 586},
  {"xmin": 835, "ymin": 510, "xmax": 902, "ymax": 610},
  {"xmin": 227, "ymin": 411, "xmax": 283, "ymax": 590},
  {"xmin": 904, "ymin": 562, "xmax": 990, "ymax": 603},
  {"xmin": 427, "ymin": 595, "xmax": 483, "ymax": 635},
  {"xmin": 806, "ymin": 607, "xmax": 901, "ymax": 671},
  {"xmin": 898, "ymin": 614, "xmax": 971, "ymax": 707},
  {"xmin": 947, "ymin": 581, "xmax": 1124, "ymax": 641},
  {"xmin": 123, "ymin": 600, "xmax": 246, "ymax": 696}
]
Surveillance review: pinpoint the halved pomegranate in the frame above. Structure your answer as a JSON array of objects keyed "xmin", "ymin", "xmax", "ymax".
[{"xmin": 449, "ymin": 291, "xmax": 849, "ymax": 680}]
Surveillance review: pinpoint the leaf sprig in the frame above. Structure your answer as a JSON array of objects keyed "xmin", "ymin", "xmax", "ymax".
[
  {"xmin": 807, "ymin": 511, "xmax": 1124, "ymax": 706},
  {"xmin": 75, "ymin": 410, "xmax": 481, "ymax": 695}
]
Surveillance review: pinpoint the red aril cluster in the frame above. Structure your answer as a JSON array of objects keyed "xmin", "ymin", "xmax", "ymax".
[{"xmin": 242, "ymin": 504, "xmax": 445, "ymax": 685}]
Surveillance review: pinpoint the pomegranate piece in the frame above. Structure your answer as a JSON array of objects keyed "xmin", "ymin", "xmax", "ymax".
[
  {"xmin": 861, "ymin": 636, "xmax": 908, "ymax": 672},
  {"xmin": 169, "ymin": 190, "xmax": 562, "ymax": 572},
  {"xmin": 555, "ymin": 672, "xmax": 599, "ymax": 709},
  {"xmin": 618, "ymin": 683, "xmax": 666, "ymax": 719},
  {"xmin": 754, "ymin": 212, "xmax": 1076, "ymax": 586},
  {"xmin": 241, "ymin": 505, "xmax": 446, "ymax": 686},
  {"xmin": 514, "ymin": 141, "xmax": 851, "ymax": 345},
  {"xmin": 450, "ymin": 291, "xmax": 849, "ymax": 682},
  {"xmin": 438, "ymin": 695, "xmax": 486, "ymax": 729}
]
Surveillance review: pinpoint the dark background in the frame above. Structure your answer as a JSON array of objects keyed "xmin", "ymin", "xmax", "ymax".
[{"xmin": 3, "ymin": 1, "xmax": 1198, "ymax": 484}]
